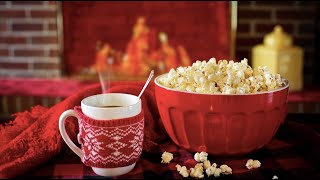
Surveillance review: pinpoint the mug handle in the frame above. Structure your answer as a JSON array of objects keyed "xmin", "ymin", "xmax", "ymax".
[{"xmin": 59, "ymin": 109, "xmax": 84, "ymax": 158}]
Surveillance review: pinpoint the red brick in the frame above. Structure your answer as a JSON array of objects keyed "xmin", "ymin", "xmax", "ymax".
[
  {"xmin": 236, "ymin": 37, "xmax": 263, "ymax": 47},
  {"xmin": 49, "ymin": 49, "xmax": 60, "ymax": 57},
  {"xmin": 32, "ymin": 36, "xmax": 58, "ymax": 44},
  {"xmin": 255, "ymin": 23, "xmax": 294, "ymax": 34},
  {"xmin": 33, "ymin": 62, "xmax": 60, "ymax": 69},
  {"xmin": 30, "ymin": 10, "xmax": 57, "ymax": 18},
  {"xmin": 12, "ymin": 23, "xmax": 43, "ymax": 31},
  {"xmin": 0, "ymin": 10, "xmax": 26, "ymax": 18},
  {"xmin": 0, "ymin": 49, "xmax": 9, "ymax": 56},
  {"xmin": 48, "ymin": 1, "xmax": 57, "ymax": 6},
  {"xmin": 238, "ymin": 9, "xmax": 271, "ymax": 19},
  {"xmin": 0, "ymin": 62, "xmax": 28, "ymax": 69},
  {"xmin": 237, "ymin": 23, "xmax": 250, "ymax": 33},
  {"xmin": 298, "ymin": 23, "xmax": 315, "ymax": 34},
  {"xmin": 0, "ymin": 22, "xmax": 7, "ymax": 31},
  {"xmin": 276, "ymin": 9, "xmax": 316, "ymax": 20},
  {"xmin": 0, "ymin": 37, "xmax": 27, "ymax": 44},
  {"xmin": 11, "ymin": 1, "xmax": 43, "ymax": 5},
  {"xmin": 14, "ymin": 49, "xmax": 45, "ymax": 57},
  {"xmin": 48, "ymin": 23, "xmax": 57, "ymax": 31}
]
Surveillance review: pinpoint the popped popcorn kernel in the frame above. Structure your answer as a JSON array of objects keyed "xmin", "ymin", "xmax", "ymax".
[
  {"xmin": 176, "ymin": 164, "xmax": 189, "ymax": 178},
  {"xmin": 158, "ymin": 57, "xmax": 284, "ymax": 94},
  {"xmin": 213, "ymin": 167, "xmax": 222, "ymax": 177},
  {"xmin": 194, "ymin": 163, "xmax": 204, "ymax": 170},
  {"xmin": 246, "ymin": 159, "xmax": 254, "ymax": 169},
  {"xmin": 203, "ymin": 160, "xmax": 211, "ymax": 169},
  {"xmin": 189, "ymin": 167, "xmax": 204, "ymax": 179},
  {"xmin": 161, "ymin": 151, "xmax": 173, "ymax": 164},
  {"xmin": 220, "ymin": 164, "xmax": 232, "ymax": 175},
  {"xmin": 246, "ymin": 159, "xmax": 261, "ymax": 169},
  {"xmin": 272, "ymin": 175, "xmax": 279, "ymax": 179},
  {"xmin": 212, "ymin": 162, "xmax": 217, "ymax": 168},
  {"xmin": 252, "ymin": 160, "xmax": 261, "ymax": 168},
  {"xmin": 194, "ymin": 151, "xmax": 208, "ymax": 162}
]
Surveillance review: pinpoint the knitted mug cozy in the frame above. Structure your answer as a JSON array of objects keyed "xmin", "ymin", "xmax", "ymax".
[{"xmin": 74, "ymin": 106, "xmax": 144, "ymax": 168}]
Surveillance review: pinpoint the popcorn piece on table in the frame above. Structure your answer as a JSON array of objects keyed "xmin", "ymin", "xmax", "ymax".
[
  {"xmin": 205, "ymin": 166, "xmax": 216, "ymax": 177},
  {"xmin": 252, "ymin": 160, "xmax": 261, "ymax": 168},
  {"xmin": 189, "ymin": 166, "xmax": 204, "ymax": 178},
  {"xmin": 203, "ymin": 160, "xmax": 211, "ymax": 169},
  {"xmin": 220, "ymin": 164, "xmax": 232, "ymax": 175},
  {"xmin": 194, "ymin": 151, "xmax": 208, "ymax": 162},
  {"xmin": 246, "ymin": 159, "xmax": 261, "ymax": 169},
  {"xmin": 176, "ymin": 164, "xmax": 189, "ymax": 178},
  {"xmin": 213, "ymin": 167, "xmax": 222, "ymax": 177},
  {"xmin": 272, "ymin": 175, "xmax": 279, "ymax": 179},
  {"xmin": 161, "ymin": 151, "xmax": 173, "ymax": 164},
  {"xmin": 246, "ymin": 159, "xmax": 254, "ymax": 169}
]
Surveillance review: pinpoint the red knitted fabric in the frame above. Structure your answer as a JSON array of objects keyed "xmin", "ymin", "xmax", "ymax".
[
  {"xmin": 0, "ymin": 82, "xmax": 169, "ymax": 178},
  {"xmin": 74, "ymin": 106, "xmax": 144, "ymax": 168}
]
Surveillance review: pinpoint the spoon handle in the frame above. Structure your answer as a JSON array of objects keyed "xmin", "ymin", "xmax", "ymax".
[{"xmin": 138, "ymin": 70, "xmax": 154, "ymax": 99}]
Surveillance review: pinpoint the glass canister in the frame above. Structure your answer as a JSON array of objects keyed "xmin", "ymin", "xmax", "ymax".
[{"xmin": 252, "ymin": 25, "xmax": 304, "ymax": 92}]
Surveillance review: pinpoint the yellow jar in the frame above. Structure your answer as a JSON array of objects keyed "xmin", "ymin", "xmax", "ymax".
[{"xmin": 252, "ymin": 25, "xmax": 303, "ymax": 92}]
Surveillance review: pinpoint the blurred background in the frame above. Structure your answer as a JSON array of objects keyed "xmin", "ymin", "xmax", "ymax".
[{"xmin": 0, "ymin": 1, "xmax": 319, "ymax": 120}]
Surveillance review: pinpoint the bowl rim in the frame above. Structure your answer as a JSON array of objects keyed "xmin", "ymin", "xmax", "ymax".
[{"xmin": 154, "ymin": 73, "xmax": 289, "ymax": 96}]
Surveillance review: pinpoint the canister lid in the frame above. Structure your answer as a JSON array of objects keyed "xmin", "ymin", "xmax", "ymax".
[{"xmin": 263, "ymin": 25, "xmax": 292, "ymax": 49}]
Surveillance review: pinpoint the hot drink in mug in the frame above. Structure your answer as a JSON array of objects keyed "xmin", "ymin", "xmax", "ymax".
[{"xmin": 59, "ymin": 93, "xmax": 144, "ymax": 176}]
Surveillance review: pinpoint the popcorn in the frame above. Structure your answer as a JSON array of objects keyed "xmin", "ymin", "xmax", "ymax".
[
  {"xmin": 189, "ymin": 164, "xmax": 204, "ymax": 179},
  {"xmin": 170, "ymin": 151, "xmax": 234, "ymax": 179},
  {"xmin": 203, "ymin": 160, "xmax": 211, "ymax": 169},
  {"xmin": 213, "ymin": 167, "xmax": 222, "ymax": 177},
  {"xmin": 205, "ymin": 163, "xmax": 222, "ymax": 177},
  {"xmin": 194, "ymin": 152, "xmax": 208, "ymax": 162},
  {"xmin": 158, "ymin": 57, "xmax": 284, "ymax": 94},
  {"xmin": 252, "ymin": 160, "xmax": 261, "ymax": 168},
  {"xmin": 161, "ymin": 151, "xmax": 173, "ymax": 164},
  {"xmin": 272, "ymin": 175, "xmax": 279, "ymax": 179},
  {"xmin": 176, "ymin": 164, "xmax": 189, "ymax": 178},
  {"xmin": 246, "ymin": 159, "xmax": 254, "ymax": 169},
  {"xmin": 205, "ymin": 166, "xmax": 216, "ymax": 177},
  {"xmin": 220, "ymin": 164, "xmax": 232, "ymax": 175},
  {"xmin": 246, "ymin": 159, "xmax": 261, "ymax": 169}
]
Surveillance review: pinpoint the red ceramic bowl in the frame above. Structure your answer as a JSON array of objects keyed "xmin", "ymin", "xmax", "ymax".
[{"xmin": 154, "ymin": 73, "xmax": 289, "ymax": 156}]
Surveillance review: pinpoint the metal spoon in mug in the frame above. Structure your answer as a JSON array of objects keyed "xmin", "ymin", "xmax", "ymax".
[{"xmin": 137, "ymin": 70, "xmax": 154, "ymax": 101}]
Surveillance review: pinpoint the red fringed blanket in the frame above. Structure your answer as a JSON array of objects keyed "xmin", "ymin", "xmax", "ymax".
[{"xmin": 0, "ymin": 82, "xmax": 169, "ymax": 178}]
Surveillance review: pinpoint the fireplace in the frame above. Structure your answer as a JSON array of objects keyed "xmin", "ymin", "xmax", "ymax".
[{"xmin": 61, "ymin": 1, "xmax": 234, "ymax": 77}]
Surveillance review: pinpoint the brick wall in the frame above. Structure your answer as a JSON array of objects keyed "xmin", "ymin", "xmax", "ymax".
[
  {"xmin": 0, "ymin": 1, "xmax": 318, "ymax": 83},
  {"xmin": 0, "ymin": 1, "xmax": 61, "ymax": 78},
  {"xmin": 236, "ymin": 1, "xmax": 318, "ymax": 85}
]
